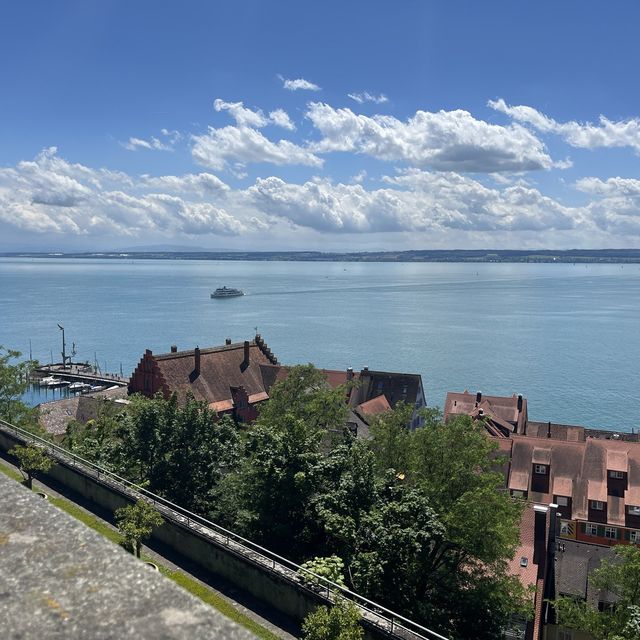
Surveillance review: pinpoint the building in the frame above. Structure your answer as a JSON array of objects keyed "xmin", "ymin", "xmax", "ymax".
[
  {"xmin": 444, "ymin": 390, "xmax": 528, "ymax": 435},
  {"xmin": 128, "ymin": 335, "xmax": 426, "ymax": 429},
  {"xmin": 128, "ymin": 335, "xmax": 281, "ymax": 422}
]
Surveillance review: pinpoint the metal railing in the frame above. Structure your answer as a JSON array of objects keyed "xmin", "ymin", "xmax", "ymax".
[{"xmin": 0, "ymin": 418, "xmax": 450, "ymax": 640}]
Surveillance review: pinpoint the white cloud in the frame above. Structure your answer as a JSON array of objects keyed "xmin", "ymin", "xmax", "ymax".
[
  {"xmin": 140, "ymin": 172, "xmax": 230, "ymax": 195},
  {"xmin": 281, "ymin": 77, "xmax": 321, "ymax": 91},
  {"xmin": 248, "ymin": 170, "xmax": 580, "ymax": 234},
  {"xmin": 305, "ymin": 102, "xmax": 555, "ymax": 172},
  {"xmin": 123, "ymin": 136, "xmax": 172, "ymax": 152},
  {"xmin": 489, "ymin": 98, "xmax": 640, "ymax": 152},
  {"xmin": 0, "ymin": 148, "xmax": 245, "ymax": 238},
  {"xmin": 191, "ymin": 125, "xmax": 322, "ymax": 170},
  {"xmin": 347, "ymin": 92, "xmax": 389, "ymax": 104},
  {"xmin": 269, "ymin": 108, "xmax": 296, "ymax": 130},
  {"xmin": 213, "ymin": 98, "xmax": 268, "ymax": 128}
]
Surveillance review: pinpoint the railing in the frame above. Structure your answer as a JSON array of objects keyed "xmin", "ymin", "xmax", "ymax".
[{"xmin": 0, "ymin": 418, "xmax": 450, "ymax": 640}]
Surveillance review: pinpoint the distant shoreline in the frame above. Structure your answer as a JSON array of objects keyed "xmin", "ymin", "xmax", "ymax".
[{"xmin": 4, "ymin": 249, "xmax": 640, "ymax": 264}]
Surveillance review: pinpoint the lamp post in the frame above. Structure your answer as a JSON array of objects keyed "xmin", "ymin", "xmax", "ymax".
[{"xmin": 57, "ymin": 324, "xmax": 66, "ymax": 370}]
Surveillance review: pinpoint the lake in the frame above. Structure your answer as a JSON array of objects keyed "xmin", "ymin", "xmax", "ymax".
[{"xmin": 1, "ymin": 257, "xmax": 638, "ymax": 430}]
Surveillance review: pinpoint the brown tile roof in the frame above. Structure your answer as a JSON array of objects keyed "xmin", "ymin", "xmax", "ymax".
[
  {"xmin": 129, "ymin": 338, "xmax": 282, "ymax": 416},
  {"xmin": 357, "ymin": 394, "xmax": 391, "ymax": 416},
  {"xmin": 508, "ymin": 504, "xmax": 539, "ymax": 591},
  {"xmin": 445, "ymin": 390, "xmax": 527, "ymax": 433},
  {"xmin": 505, "ymin": 434, "xmax": 640, "ymax": 524}
]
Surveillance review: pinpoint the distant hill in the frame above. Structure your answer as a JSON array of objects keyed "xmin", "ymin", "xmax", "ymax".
[{"xmin": 5, "ymin": 248, "xmax": 640, "ymax": 263}]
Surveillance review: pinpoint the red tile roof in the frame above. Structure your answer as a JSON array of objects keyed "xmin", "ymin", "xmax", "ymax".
[{"xmin": 357, "ymin": 394, "xmax": 391, "ymax": 416}]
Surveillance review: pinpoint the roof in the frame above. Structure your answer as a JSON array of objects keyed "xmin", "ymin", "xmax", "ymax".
[
  {"xmin": 508, "ymin": 504, "xmax": 540, "ymax": 592},
  {"xmin": 357, "ymin": 394, "xmax": 391, "ymax": 416},
  {"xmin": 129, "ymin": 338, "xmax": 282, "ymax": 414},
  {"xmin": 39, "ymin": 390, "xmax": 127, "ymax": 436},
  {"xmin": 349, "ymin": 369, "xmax": 424, "ymax": 411},
  {"xmin": 554, "ymin": 540, "xmax": 617, "ymax": 604},
  {"xmin": 505, "ymin": 433, "xmax": 640, "ymax": 521},
  {"xmin": 444, "ymin": 390, "xmax": 527, "ymax": 434}
]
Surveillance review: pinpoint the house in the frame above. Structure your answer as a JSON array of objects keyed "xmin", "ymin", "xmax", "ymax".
[
  {"xmin": 444, "ymin": 390, "xmax": 528, "ymax": 435},
  {"xmin": 128, "ymin": 335, "xmax": 427, "ymax": 430},
  {"xmin": 38, "ymin": 386, "xmax": 129, "ymax": 437},
  {"xmin": 127, "ymin": 335, "xmax": 281, "ymax": 422},
  {"xmin": 543, "ymin": 539, "xmax": 618, "ymax": 640}
]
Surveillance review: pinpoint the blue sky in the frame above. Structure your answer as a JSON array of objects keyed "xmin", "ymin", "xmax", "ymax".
[{"xmin": 2, "ymin": 1, "xmax": 640, "ymax": 251}]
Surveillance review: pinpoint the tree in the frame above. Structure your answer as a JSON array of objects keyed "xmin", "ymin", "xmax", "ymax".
[
  {"xmin": 362, "ymin": 408, "xmax": 527, "ymax": 639},
  {"xmin": 302, "ymin": 598, "xmax": 363, "ymax": 640},
  {"xmin": 554, "ymin": 545, "xmax": 640, "ymax": 640},
  {"xmin": 115, "ymin": 499, "xmax": 163, "ymax": 558},
  {"xmin": 10, "ymin": 444, "xmax": 52, "ymax": 489},
  {"xmin": 0, "ymin": 346, "xmax": 37, "ymax": 426},
  {"xmin": 299, "ymin": 555, "xmax": 347, "ymax": 589}
]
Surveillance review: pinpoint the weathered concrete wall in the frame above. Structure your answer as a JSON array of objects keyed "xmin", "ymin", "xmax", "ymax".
[{"xmin": 0, "ymin": 427, "xmax": 396, "ymax": 640}]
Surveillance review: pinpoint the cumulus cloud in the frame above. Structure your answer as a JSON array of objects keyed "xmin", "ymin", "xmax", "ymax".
[
  {"xmin": 140, "ymin": 172, "xmax": 230, "ymax": 195},
  {"xmin": 213, "ymin": 98, "xmax": 268, "ymax": 128},
  {"xmin": 489, "ymin": 98, "xmax": 640, "ymax": 152},
  {"xmin": 191, "ymin": 125, "xmax": 322, "ymax": 170},
  {"xmin": 281, "ymin": 77, "xmax": 321, "ymax": 91},
  {"xmin": 0, "ymin": 148, "xmax": 245, "ymax": 238},
  {"xmin": 574, "ymin": 176, "xmax": 640, "ymax": 235},
  {"xmin": 347, "ymin": 92, "xmax": 389, "ymax": 104},
  {"xmin": 305, "ymin": 103, "xmax": 555, "ymax": 172},
  {"xmin": 269, "ymin": 108, "xmax": 296, "ymax": 130},
  {"xmin": 248, "ymin": 170, "xmax": 581, "ymax": 234}
]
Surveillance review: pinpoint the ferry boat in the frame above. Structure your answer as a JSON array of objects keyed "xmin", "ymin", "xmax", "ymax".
[{"xmin": 211, "ymin": 286, "xmax": 244, "ymax": 299}]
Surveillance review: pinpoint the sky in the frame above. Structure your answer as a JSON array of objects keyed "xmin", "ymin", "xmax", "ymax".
[{"xmin": 2, "ymin": 1, "xmax": 640, "ymax": 252}]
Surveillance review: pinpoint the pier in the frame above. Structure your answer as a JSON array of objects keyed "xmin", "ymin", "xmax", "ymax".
[{"xmin": 33, "ymin": 363, "xmax": 128, "ymax": 388}]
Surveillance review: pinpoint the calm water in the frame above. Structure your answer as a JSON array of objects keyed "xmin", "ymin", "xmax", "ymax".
[{"xmin": 1, "ymin": 258, "xmax": 639, "ymax": 430}]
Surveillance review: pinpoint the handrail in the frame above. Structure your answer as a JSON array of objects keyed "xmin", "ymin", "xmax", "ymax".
[{"xmin": 0, "ymin": 418, "xmax": 450, "ymax": 640}]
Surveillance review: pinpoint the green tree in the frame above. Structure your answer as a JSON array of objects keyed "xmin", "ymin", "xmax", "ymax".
[
  {"xmin": 299, "ymin": 555, "xmax": 347, "ymax": 589},
  {"xmin": 554, "ymin": 544, "xmax": 640, "ymax": 640},
  {"xmin": 115, "ymin": 499, "xmax": 164, "ymax": 558},
  {"xmin": 302, "ymin": 598, "xmax": 363, "ymax": 640},
  {"xmin": 0, "ymin": 346, "xmax": 37, "ymax": 426},
  {"xmin": 362, "ymin": 408, "xmax": 527, "ymax": 639},
  {"xmin": 11, "ymin": 444, "xmax": 53, "ymax": 489},
  {"xmin": 367, "ymin": 402, "xmax": 413, "ymax": 475}
]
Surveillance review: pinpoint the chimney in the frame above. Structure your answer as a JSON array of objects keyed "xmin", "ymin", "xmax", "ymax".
[
  {"xmin": 170, "ymin": 345, "xmax": 177, "ymax": 353},
  {"xmin": 548, "ymin": 421, "xmax": 552, "ymax": 438},
  {"xmin": 225, "ymin": 338, "xmax": 232, "ymax": 345},
  {"xmin": 194, "ymin": 346, "xmax": 201, "ymax": 376},
  {"xmin": 243, "ymin": 340, "xmax": 250, "ymax": 367},
  {"xmin": 517, "ymin": 394, "xmax": 523, "ymax": 412},
  {"xmin": 476, "ymin": 391, "xmax": 482, "ymax": 403},
  {"xmin": 346, "ymin": 367, "xmax": 354, "ymax": 381},
  {"xmin": 363, "ymin": 366, "xmax": 369, "ymax": 372}
]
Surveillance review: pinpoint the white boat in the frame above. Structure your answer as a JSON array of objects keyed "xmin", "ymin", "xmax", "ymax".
[
  {"xmin": 69, "ymin": 382, "xmax": 91, "ymax": 392},
  {"xmin": 211, "ymin": 286, "xmax": 244, "ymax": 299},
  {"xmin": 40, "ymin": 376, "xmax": 69, "ymax": 388}
]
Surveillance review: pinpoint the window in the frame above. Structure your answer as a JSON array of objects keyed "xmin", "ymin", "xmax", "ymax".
[
  {"xmin": 631, "ymin": 530, "xmax": 640, "ymax": 543},
  {"xmin": 604, "ymin": 527, "xmax": 617, "ymax": 539},
  {"xmin": 609, "ymin": 470, "xmax": 625, "ymax": 479},
  {"xmin": 591, "ymin": 500, "xmax": 605, "ymax": 511},
  {"xmin": 629, "ymin": 506, "xmax": 640, "ymax": 516},
  {"xmin": 586, "ymin": 524, "xmax": 598, "ymax": 536},
  {"xmin": 534, "ymin": 464, "xmax": 547, "ymax": 475},
  {"xmin": 511, "ymin": 490, "xmax": 524, "ymax": 499},
  {"xmin": 556, "ymin": 496, "xmax": 569, "ymax": 507}
]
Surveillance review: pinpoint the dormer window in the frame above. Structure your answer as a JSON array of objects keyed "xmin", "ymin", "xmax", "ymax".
[
  {"xmin": 609, "ymin": 470, "xmax": 625, "ymax": 479},
  {"xmin": 534, "ymin": 464, "xmax": 547, "ymax": 475},
  {"xmin": 591, "ymin": 500, "xmax": 605, "ymax": 511}
]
